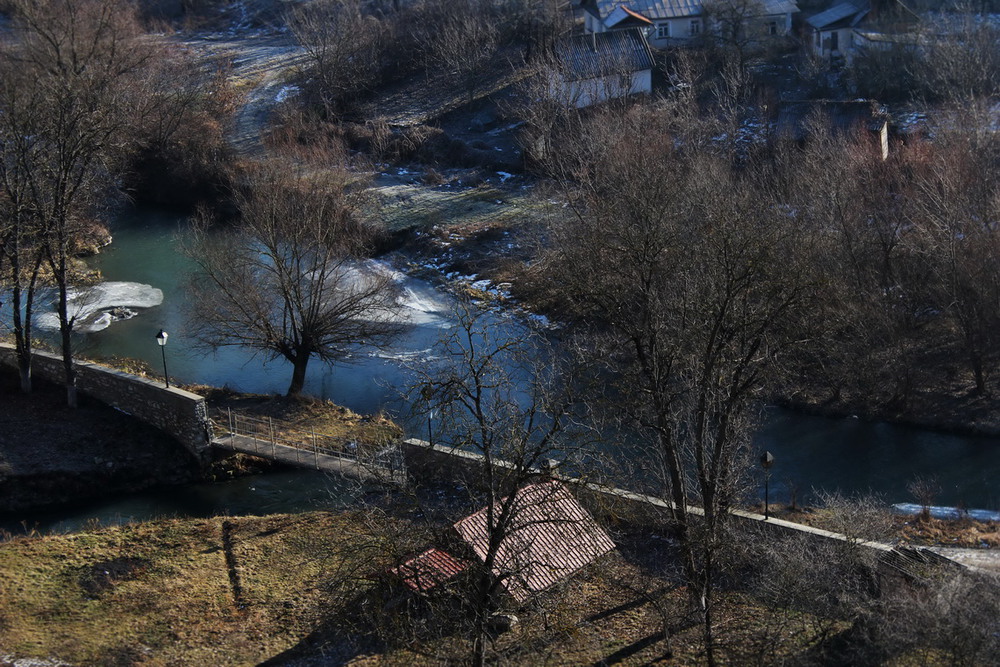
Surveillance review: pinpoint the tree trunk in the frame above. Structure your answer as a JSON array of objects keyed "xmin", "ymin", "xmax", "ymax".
[
  {"xmin": 472, "ymin": 572, "xmax": 492, "ymax": 667},
  {"xmin": 701, "ymin": 549, "xmax": 716, "ymax": 667},
  {"xmin": 9, "ymin": 238, "xmax": 41, "ymax": 394},
  {"xmin": 60, "ymin": 315, "xmax": 77, "ymax": 408},
  {"xmin": 12, "ymin": 283, "xmax": 32, "ymax": 394},
  {"xmin": 287, "ymin": 354, "xmax": 309, "ymax": 397},
  {"xmin": 56, "ymin": 276, "xmax": 77, "ymax": 408},
  {"xmin": 971, "ymin": 354, "xmax": 987, "ymax": 397},
  {"xmin": 18, "ymin": 356, "xmax": 32, "ymax": 393}
]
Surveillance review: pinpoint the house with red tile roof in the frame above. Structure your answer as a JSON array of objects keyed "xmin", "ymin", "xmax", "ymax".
[{"xmin": 453, "ymin": 480, "xmax": 617, "ymax": 602}]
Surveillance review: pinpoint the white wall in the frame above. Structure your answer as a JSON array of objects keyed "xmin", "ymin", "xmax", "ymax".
[
  {"xmin": 647, "ymin": 17, "xmax": 704, "ymax": 47},
  {"xmin": 812, "ymin": 27, "xmax": 854, "ymax": 59},
  {"xmin": 562, "ymin": 69, "xmax": 652, "ymax": 108}
]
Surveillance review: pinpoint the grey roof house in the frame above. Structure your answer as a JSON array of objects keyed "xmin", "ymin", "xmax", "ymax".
[
  {"xmin": 582, "ymin": 0, "xmax": 798, "ymax": 48},
  {"xmin": 805, "ymin": 0, "xmax": 921, "ymax": 62}
]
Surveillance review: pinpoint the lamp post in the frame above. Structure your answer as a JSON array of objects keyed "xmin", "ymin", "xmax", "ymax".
[
  {"xmin": 156, "ymin": 329, "xmax": 170, "ymax": 388},
  {"xmin": 420, "ymin": 383, "xmax": 435, "ymax": 446},
  {"xmin": 760, "ymin": 450, "xmax": 774, "ymax": 520}
]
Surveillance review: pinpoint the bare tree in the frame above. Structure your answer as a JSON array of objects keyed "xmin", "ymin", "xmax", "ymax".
[
  {"xmin": 701, "ymin": 0, "xmax": 771, "ymax": 70},
  {"xmin": 917, "ymin": 8, "xmax": 1000, "ymax": 104},
  {"xmin": 0, "ymin": 0, "xmax": 159, "ymax": 406},
  {"xmin": 186, "ymin": 151, "xmax": 403, "ymax": 397},
  {"xmin": 906, "ymin": 476, "xmax": 941, "ymax": 521},
  {"xmin": 775, "ymin": 119, "xmax": 933, "ymax": 412},
  {"xmin": 288, "ymin": 0, "xmax": 387, "ymax": 118},
  {"xmin": 0, "ymin": 106, "xmax": 45, "ymax": 393},
  {"xmin": 424, "ymin": 0, "xmax": 504, "ymax": 104},
  {"xmin": 127, "ymin": 43, "xmax": 242, "ymax": 208},
  {"xmin": 409, "ymin": 304, "xmax": 599, "ymax": 666},
  {"xmin": 910, "ymin": 129, "xmax": 1000, "ymax": 397},
  {"xmin": 542, "ymin": 105, "xmax": 814, "ymax": 665},
  {"xmin": 880, "ymin": 568, "xmax": 1000, "ymax": 666}
]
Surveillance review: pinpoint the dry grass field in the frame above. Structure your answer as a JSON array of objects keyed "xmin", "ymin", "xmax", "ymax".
[{"xmin": 0, "ymin": 511, "xmax": 850, "ymax": 666}]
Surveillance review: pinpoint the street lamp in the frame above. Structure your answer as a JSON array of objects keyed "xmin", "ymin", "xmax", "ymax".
[
  {"xmin": 420, "ymin": 383, "xmax": 435, "ymax": 446},
  {"xmin": 155, "ymin": 329, "xmax": 170, "ymax": 389},
  {"xmin": 760, "ymin": 450, "xmax": 774, "ymax": 520}
]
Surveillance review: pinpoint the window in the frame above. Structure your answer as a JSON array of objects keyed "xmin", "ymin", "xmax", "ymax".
[
  {"xmin": 768, "ymin": 21, "xmax": 778, "ymax": 35},
  {"xmin": 656, "ymin": 23, "xmax": 670, "ymax": 39},
  {"xmin": 830, "ymin": 30, "xmax": 839, "ymax": 51},
  {"xmin": 690, "ymin": 20, "xmax": 700, "ymax": 36}
]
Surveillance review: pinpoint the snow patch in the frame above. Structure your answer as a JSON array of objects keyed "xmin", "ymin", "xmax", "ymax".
[
  {"xmin": 893, "ymin": 503, "xmax": 1000, "ymax": 522},
  {"xmin": 35, "ymin": 282, "xmax": 163, "ymax": 333},
  {"xmin": 274, "ymin": 85, "xmax": 299, "ymax": 103},
  {"xmin": 0, "ymin": 655, "xmax": 72, "ymax": 667}
]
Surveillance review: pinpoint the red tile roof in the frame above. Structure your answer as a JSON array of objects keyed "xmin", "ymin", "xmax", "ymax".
[
  {"xmin": 391, "ymin": 548, "xmax": 469, "ymax": 592},
  {"xmin": 453, "ymin": 480, "xmax": 617, "ymax": 602}
]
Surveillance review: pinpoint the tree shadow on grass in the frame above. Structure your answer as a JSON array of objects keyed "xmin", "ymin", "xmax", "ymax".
[{"xmin": 259, "ymin": 582, "xmax": 472, "ymax": 666}]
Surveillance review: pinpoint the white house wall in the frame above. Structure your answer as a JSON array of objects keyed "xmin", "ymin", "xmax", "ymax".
[
  {"xmin": 647, "ymin": 17, "xmax": 705, "ymax": 46},
  {"xmin": 811, "ymin": 27, "xmax": 855, "ymax": 60},
  {"xmin": 588, "ymin": 8, "xmax": 793, "ymax": 47},
  {"xmin": 557, "ymin": 69, "xmax": 652, "ymax": 108}
]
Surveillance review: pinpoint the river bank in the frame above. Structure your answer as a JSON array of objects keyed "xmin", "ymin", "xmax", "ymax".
[
  {"xmin": 0, "ymin": 507, "xmax": 850, "ymax": 665},
  {"xmin": 774, "ymin": 372, "xmax": 1000, "ymax": 440}
]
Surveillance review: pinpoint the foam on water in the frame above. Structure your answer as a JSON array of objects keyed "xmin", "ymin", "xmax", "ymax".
[{"xmin": 35, "ymin": 281, "xmax": 163, "ymax": 333}]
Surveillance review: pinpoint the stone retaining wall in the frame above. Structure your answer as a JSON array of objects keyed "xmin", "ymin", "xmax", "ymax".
[
  {"xmin": 0, "ymin": 344, "xmax": 211, "ymax": 463},
  {"xmin": 400, "ymin": 438, "xmax": 893, "ymax": 552}
]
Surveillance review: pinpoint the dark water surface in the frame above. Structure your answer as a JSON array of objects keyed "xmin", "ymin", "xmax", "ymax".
[{"xmin": 1, "ymin": 470, "xmax": 362, "ymax": 535}]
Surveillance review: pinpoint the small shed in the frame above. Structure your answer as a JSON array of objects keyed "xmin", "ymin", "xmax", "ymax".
[
  {"xmin": 453, "ymin": 480, "xmax": 617, "ymax": 602},
  {"xmin": 806, "ymin": 0, "xmax": 869, "ymax": 61},
  {"xmin": 552, "ymin": 28, "xmax": 654, "ymax": 109},
  {"xmin": 390, "ymin": 548, "xmax": 470, "ymax": 594}
]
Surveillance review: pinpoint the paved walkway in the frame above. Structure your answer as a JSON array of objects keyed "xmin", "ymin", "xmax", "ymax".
[
  {"xmin": 212, "ymin": 433, "xmax": 404, "ymax": 484},
  {"xmin": 928, "ymin": 547, "xmax": 1000, "ymax": 574}
]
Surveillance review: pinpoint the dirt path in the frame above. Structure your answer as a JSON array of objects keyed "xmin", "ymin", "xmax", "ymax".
[
  {"xmin": 178, "ymin": 32, "xmax": 307, "ymax": 156},
  {"xmin": 362, "ymin": 57, "xmax": 529, "ymax": 128}
]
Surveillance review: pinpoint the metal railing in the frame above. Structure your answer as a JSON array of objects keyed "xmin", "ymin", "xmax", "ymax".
[{"xmin": 211, "ymin": 408, "xmax": 405, "ymax": 477}]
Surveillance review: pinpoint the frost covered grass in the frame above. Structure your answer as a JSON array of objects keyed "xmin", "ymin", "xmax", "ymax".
[{"xmin": 372, "ymin": 175, "xmax": 540, "ymax": 233}]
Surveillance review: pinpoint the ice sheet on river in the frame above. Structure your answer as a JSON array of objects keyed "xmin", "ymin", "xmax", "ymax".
[
  {"xmin": 894, "ymin": 503, "xmax": 1000, "ymax": 522},
  {"xmin": 35, "ymin": 282, "xmax": 163, "ymax": 333},
  {"xmin": 353, "ymin": 260, "xmax": 452, "ymax": 327}
]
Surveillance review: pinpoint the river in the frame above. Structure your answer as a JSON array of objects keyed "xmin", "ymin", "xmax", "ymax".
[{"xmin": 8, "ymin": 208, "xmax": 1000, "ymax": 531}]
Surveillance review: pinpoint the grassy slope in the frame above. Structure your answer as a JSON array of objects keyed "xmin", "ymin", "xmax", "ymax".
[
  {"xmin": 0, "ymin": 512, "xmax": 844, "ymax": 666},
  {"xmin": 0, "ymin": 512, "xmax": 393, "ymax": 665}
]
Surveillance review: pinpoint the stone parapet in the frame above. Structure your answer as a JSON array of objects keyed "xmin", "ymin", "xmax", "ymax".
[
  {"xmin": 0, "ymin": 344, "xmax": 211, "ymax": 463},
  {"xmin": 399, "ymin": 437, "xmax": 895, "ymax": 553}
]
